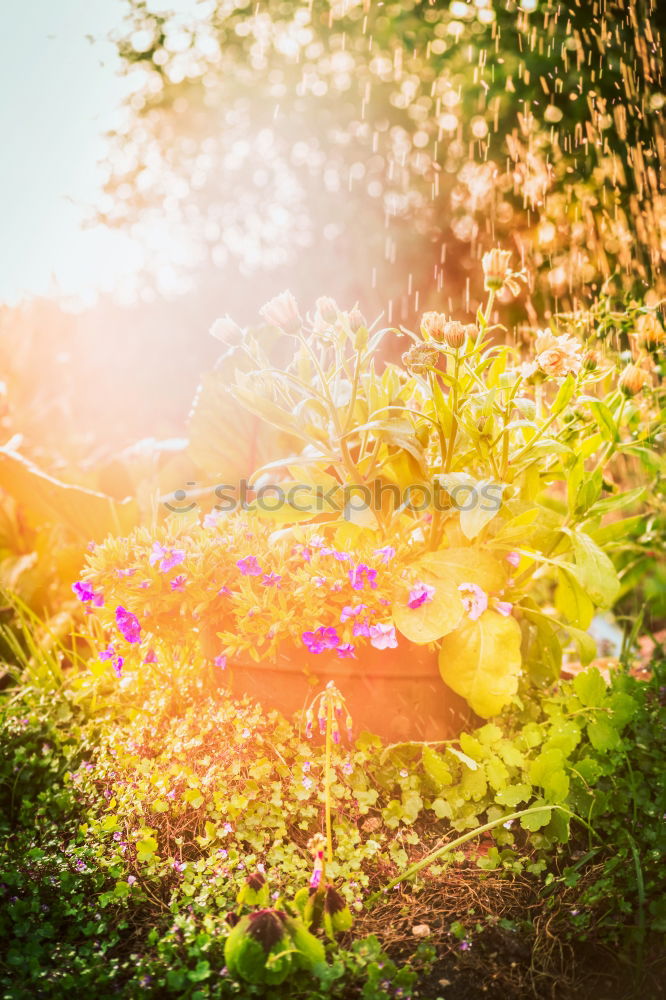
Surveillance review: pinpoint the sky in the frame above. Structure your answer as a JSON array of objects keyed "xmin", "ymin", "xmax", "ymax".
[{"xmin": 0, "ymin": 0, "xmax": 142, "ymax": 306}]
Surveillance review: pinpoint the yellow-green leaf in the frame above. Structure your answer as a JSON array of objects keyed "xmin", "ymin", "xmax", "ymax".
[
  {"xmin": 438, "ymin": 611, "xmax": 522, "ymax": 718},
  {"xmin": 392, "ymin": 574, "xmax": 463, "ymax": 643}
]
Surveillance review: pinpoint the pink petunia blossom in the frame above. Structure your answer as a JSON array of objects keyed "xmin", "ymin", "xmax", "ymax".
[
  {"xmin": 341, "ymin": 604, "xmax": 367, "ymax": 622},
  {"xmin": 369, "ymin": 623, "xmax": 398, "ymax": 650},
  {"xmin": 302, "ymin": 626, "xmax": 341, "ymax": 654},
  {"xmin": 408, "ymin": 582, "xmax": 435, "ymax": 609},
  {"xmin": 458, "ymin": 583, "xmax": 488, "ymax": 621}
]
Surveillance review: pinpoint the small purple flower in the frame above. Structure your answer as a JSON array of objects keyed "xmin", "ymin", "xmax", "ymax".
[
  {"xmin": 302, "ymin": 626, "xmax": 341, "ymax": 654},
  {"xmin": 342, "ymin": 760, "xmax": 353, "ymax": 775},
  {"xmin": 214, "ymin": 654, "xmax": 227, "ymax": 669},
  {"xmin": 312, "ymin": 575, "xmax": 327, "ymax": 587},
  {"xmin": 170, "ymin": 575, "xmax": 186, "ymax": 592},
  {"xmin": 115, "ymin": 606, "xmax": 141, "ymax": 644},
  {"xmin": 349, "ymin": 564, "xmax": 378, "ymax": 590},
  {"xmin": 143, "ymin": 649, "xmax": 157, "ymax": 664},
  {"xmin": 340, "ymin": 604, "xmax": 367, "ymax": 622},
  {"xmin": 352, "ymin": 621, "xmax": 372, "ymax": 638},
  {"xmin": 458, "ymin": 583, "xmax": 488, "ymax": 621},
  {"xmin": 262, "ymin": 572, "xmax": 281, "ymax": 587},
  {"xmin": 72, "ymin": 581, "xmax": 104, "ymax": 606},
  {"xmin": 494, "ymin": 600, "xmax": 513, "ymax": 617},
  {"xmin": 506, "ymin": 551, "xmax": 520, "ymax": 567},
  {"xmin": 369, "ymin": 623, "xmax": 398, "ymax": 650},
  {"xmin": 127, "ymin": 875, "xmax": 137, "ymax": 886},
  {"xmin": 408, "ymin": 582, "xmax": 435, "ymax": 609},
  {"xmin": 302, "ymin": 776, "xmax": 314, "ymax": 790},
  {"xmin": 236, "ymin": 555, "xmax": 262, "ymax": 576},
  {"xmin": 374, "ymin": 546, "xmax": 396, "ymax": 564},
  {"xmin": 111, "ymin": 656, "xmax": 124, "ymax": 678},
  {"xmin": 150, "ymin": 542, "xmax": 185, "ymax": 572},
  {"xmin": 336, "ymin": 643, "xmax": 356, "ymax": 659}
]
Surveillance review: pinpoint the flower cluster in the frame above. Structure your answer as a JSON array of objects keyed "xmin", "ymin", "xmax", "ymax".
[{"xmin": 78, "ymin": 516, "xmax": 413, "ymax": 678}]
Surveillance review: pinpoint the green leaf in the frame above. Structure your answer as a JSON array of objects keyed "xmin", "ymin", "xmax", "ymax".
[
  {"xmin": 589, "ymin": 400, "xmax": 619, "ymax": 442},
  {"xmin": 570, "ymin": 532, "xmax": 620, "ymax": 608},
  {"xmin": 551, "ymin": 375, "xmax": 576, "ymax": 415},
  {"xmin": 422, "ymin": 746, "xmax": 453, "ymax": 787},
  {"xmin": 135, "ymin": 836, "xmax": 158, "ymax": 862},
  {"xmin": 587, "ymin": 718, "xmax": 620, "ymax": 752},
  {"xmin": 555, "ymin": 568, "xmax": 595, "ymax": 629},
  {"xmin": 520, "ymin": 802, "xmax": 552, "ymax": 831},
  {"xmin": 495, "ymin": 782, "xmax": 532, "ymax": 808},
  {"xmin": 573, "ymin": 667, "xmax": 607, "ymax": 708}
]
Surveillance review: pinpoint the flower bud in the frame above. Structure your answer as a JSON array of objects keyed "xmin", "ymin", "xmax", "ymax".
[
  {"xmin": 636, "ymin": 312, "xmax": 665, "ymax": 348},
  {"xmin": 402, "ymin": 343, "xmax": 441, "ymax": 375},
  {"xmin": 443, "ymin": 321, "xmax": 474, "ymax": 350},
  {"xmin": 582, "ymin": 349, "xmax": 599, "ymax": 371},
  {"xmin": 259, "ymin": 291, "xmax": 302, "ymax": 334},
  {"xmin": 210, "ymin": 315, "xmax": 244, "ymax": 347},
  {"xmin": 482, "ymin": 248, "xmax": 513, "ymax": 291},
  {"xmin": 315, "ymin": 296, "xmax": 339, "ymax": 326},
  {"xmin": 619, "ymin": 363, "xmax": 647, "ymax": 396},
  {"xmin": 420, "ymin": 311, "xmax": 447, "ymax": 342},
  {"xmin": 347, "ymin": 307, "xmax": 367, "ymax": 334}
]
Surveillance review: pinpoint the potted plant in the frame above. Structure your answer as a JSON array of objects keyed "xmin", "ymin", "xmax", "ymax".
[{"xmin": 77, "ymin": 252, "xmax": 656, "ymax": 739}]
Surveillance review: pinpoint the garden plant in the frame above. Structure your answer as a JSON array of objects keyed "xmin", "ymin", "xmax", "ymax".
[{"xmin": 1, "ymin": 2, "xmax": 665, "ymax": 1000}]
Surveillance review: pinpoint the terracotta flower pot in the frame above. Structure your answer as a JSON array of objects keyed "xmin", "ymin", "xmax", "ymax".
[{"xmin": 202, "ymin": 627, "xmax": 477, "ymax": 741}]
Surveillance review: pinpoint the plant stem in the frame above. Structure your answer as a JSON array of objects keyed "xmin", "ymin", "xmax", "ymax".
[
  {"xmin": 324, "ymin": 697, "xmax": 334, "ymax": 865},
  {"xmin": 365, "ymin": 804, "xmax": 575, "ymax": 906}
]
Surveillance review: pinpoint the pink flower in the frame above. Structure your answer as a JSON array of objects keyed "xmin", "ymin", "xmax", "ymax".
[
  {"xmin": 352, "ymin": 621, "xmax": 371, "ymax": 638},
  {"xmin": 458, "ymin": 583, "xmax": 488, "ymax": 621},
  {"xmin": 259, "ymin": 290, "xmax": 302, "ymax": 333},
  {"xmin": 115, "ymin": 606, "xmax": 141, "ymax": 644},
  {"xmin": 236, "ymin": 556, "xmax": 262, "ymax": 576},
  {"xmin": 262, "ymin": 572, "xmax": 282, "ymax": 587},
  {"xmin": 374, "ymin": 546, "xmax": 396, "ymax": 564},
  {"xmin": 369, "ymin": 623, "xmax": 398, "ymax": 650},
  {"xmin": 532, "ymin": 330, "xmax": 583, "ymax": 378},
  {"xmin": 506, "ymin": 551, "xmax": 520, "ymax": 568},
  {"xmin": 214, "ymin": 654, "xmax": 227, "ymax": 669},
  {"xmin": 408, "ymin": 582, "xmax": 435, "ymax": 609},
  {"xmin": 143, "ymin": 649, "xmax": 157, "ymax": 664},
  {"xmin": 150, "ymin": 542, "xmax": 185, "ymax": 572},
  {"xmin": 340, "ymin": 604, "xmax": 367, "ymax": 622},
  {"xmin": 494, "ymin": 601, "xmax": 513, "ymax": 617},
  {"xmin": 72, "ymin": 581, "xmax": 104, "ymax": 607},
  {"xmin": 170, "ymin": 575, "xmax": 186, "ymax": 592},
  {"xmin": 349, "ymin": 564, "xmax": 378, "ymax": 590},
  {"xmin": 336, "ymin": 643, "xmax": 356, "ymax": 659},
  {"xmin": 302, "ymin": 627, "xmax": 341, "ymax": 654}
]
